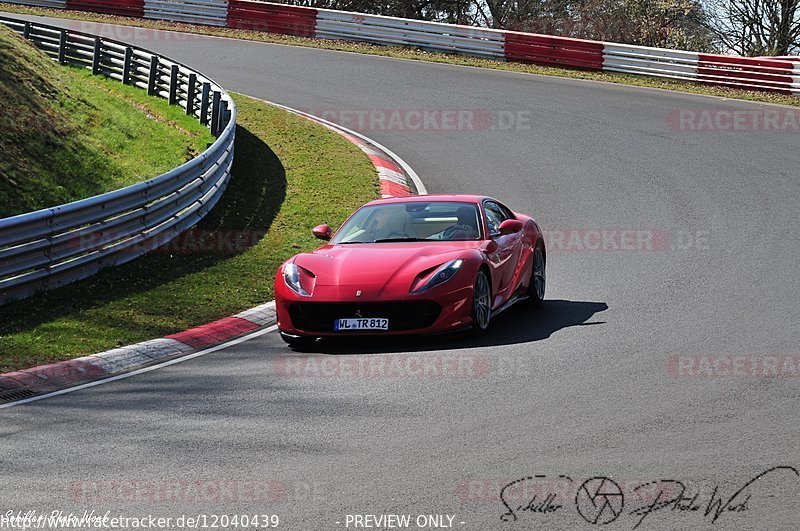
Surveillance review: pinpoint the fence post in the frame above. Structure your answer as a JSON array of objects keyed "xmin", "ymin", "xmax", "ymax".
[
  {"xmin": 23, "ymin": 21, "xmax": 30, "ymax": 40},
  {"xmin": 200, "ymin": 83, "xmax": 211, "ymax": 126},
  {"xmin": 210, "ymin": 91, "xmax": 221, "ymax": 137},
  {"xmin": 168, "ymin": 64, "xmax": 179, "ymax": 105},
  {"xmin": 186, "ymin": 73, "xmax": 197, "ymax": 116},
  {"xmin": 91, "ymin": 38, "xmax": 101, "ymax": 75},
  {"xmin": 122, "ymin": 47, "xmax": 133, "ymax": 85},
  {"xmin": 58, "ymin": 30, "xmax": 67, "ymax": 64},
  {"xmin": 147, "ymin": 55, "xmax": 159, "ymax": 96},
  {"xmin": 218, "ymin": 100, "xmax": 229, "ymax": 134}
]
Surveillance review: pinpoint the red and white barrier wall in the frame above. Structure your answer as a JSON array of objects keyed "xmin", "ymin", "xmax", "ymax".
[
  {"xmin": 228, "ymin": 1, "xmax": 315, "ymax": 35},
  {"xmin": 5, "ymin": 0, "xmax": 799, "ymax": 94}
]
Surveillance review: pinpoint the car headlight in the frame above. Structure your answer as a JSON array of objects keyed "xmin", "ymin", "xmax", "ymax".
[
  {"xmin": 283, "ymin": 262, "xmax": 312, "ymax": 296},
  {"xmin": 411, "ymin": 259, "xmax": 463, "ymax": 294}
]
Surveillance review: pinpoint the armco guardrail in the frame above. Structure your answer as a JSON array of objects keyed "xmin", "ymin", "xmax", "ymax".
[
  {"xmin": 314, "ymin": 9, "xmax": 505, "ymax": 59},
  {"xmin": 146, "ymin": 0, "xmax": 229, "ymax": 27},
  {"xmin": 0, "ymin": 15, "xmax": 236, "ymax": 304},
  {"xmin": 6, "ymin": 0, "xmax": 797, "ymax": 94}
]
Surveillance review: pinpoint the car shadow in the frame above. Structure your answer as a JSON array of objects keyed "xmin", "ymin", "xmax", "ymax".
[{"xmin": 294, "ymin": 299, "xmax": 608, "ymax": 354}]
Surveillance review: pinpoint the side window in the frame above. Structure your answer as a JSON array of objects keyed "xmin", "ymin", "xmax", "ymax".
[
  {"xmin": 484, "ymin": 201, "xmax": 510, "ymax": 236},
  {"xmin": 495, "ymin": 201, "xmax": 515, "ymax": 220}
]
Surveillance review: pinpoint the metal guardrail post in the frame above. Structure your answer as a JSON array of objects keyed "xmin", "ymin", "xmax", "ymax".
[
  {"xmin": 186, "ymin": 73, "xmax": 197, "ymax": 116},
  {"xmin": 210, "ymin": 91, "xmax": 221, "ymax": 137},
  {"xmin": 147, "ymin": 55, "xmax": 159, "ymax": 96},
  {"xmin": 200, "ymin": 82, "xmax": 211, "ymax": 126},
  {"xmin": 122, "ymin": 47, "xmax": 133, "ymax": 85},
  {"xmin": 218, "ymin": 100, "xmax": 229, "ymax": 134},
  {"xmin": 57, "ymin": 30, "xmax": 66, "ymax": 64},
  {"xmin": 91, "ymin": 38, "xmax": 101, "ymax": 76},
  {"xmin": 168, "ymin": 64, "xmax": 179, "ymax": 105},
  {"xmin": 22, "ymin": 21, "xmax": 29, "ymax": 39}
]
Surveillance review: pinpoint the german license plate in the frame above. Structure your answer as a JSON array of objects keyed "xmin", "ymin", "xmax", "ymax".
[{"xmin": 334, "ymin": 318, "xmax": 389, "ymax": 331}]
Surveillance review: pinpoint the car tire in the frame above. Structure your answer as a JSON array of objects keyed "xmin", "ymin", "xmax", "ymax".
[
  {"xmin": 471, "ymin": 269, "xmax": 492, "ymax": 333},
  {"xmin": 280, "ymin": 330, "xmax": 315, "ymax": 349},
  {"xmin": 528, "ymin": 243, "xmax": 546, "ymax": 306}
]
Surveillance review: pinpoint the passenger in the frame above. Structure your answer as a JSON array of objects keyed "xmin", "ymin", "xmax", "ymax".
[{"xmin": 444, "ymin": 206, "xmax": 480, "ymax": 239}]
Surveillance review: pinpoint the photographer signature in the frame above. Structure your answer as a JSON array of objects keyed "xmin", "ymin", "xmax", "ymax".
[{"xmin": 499, "ymin": 466, "xmax": 798, "ymax": 528}]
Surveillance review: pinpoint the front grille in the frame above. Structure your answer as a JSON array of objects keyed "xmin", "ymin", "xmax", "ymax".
[{"xmin": 289, "ymin": 301, "xmax": 442, "ymax": 332}]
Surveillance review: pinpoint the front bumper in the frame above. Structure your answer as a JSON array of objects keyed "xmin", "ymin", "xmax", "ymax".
[{"xmin": 275, "ymin": 282, "xmax": 474, "ymax": 337}]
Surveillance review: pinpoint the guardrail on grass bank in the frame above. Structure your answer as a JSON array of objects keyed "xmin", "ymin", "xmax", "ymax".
[{"xmin": 0, "ymin": 15, "xmax": 236, "ymax": 304}]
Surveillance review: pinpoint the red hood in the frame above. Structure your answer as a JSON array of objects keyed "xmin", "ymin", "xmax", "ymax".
[{"xmin": 293, "ymin": 241, "xmax": 479, "ymax": 289}]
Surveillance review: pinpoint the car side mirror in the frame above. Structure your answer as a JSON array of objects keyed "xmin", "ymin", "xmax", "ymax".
[
  {"xmin": 498, "ymin": 219, "xmax": 523, "ymax": 235},
  {"xmin": 481, "ymin": 240, "xmax": 499, "ymax": 254},
  {"xmin": 312, "ymin": 224, "xmax": 332, "ymax": 241}
]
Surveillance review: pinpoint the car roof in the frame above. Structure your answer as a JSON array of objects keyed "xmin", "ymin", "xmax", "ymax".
[{"xmin": 365, "ymin": 194, "xmax": 490, "ymax": 206}]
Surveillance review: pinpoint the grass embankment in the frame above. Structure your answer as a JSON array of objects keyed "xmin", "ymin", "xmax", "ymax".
[
  {"xmin": 0, "ymin": 24, "xmax": 212, "ymax": 218},
  {"xmin": 0, "ymin": 93, "xmax": 379, "ymax": 372},
  {"xmin": 0, "ymin": 24, "xmax": 379, "ymax": 370},
  {"xmin": 1, "ymin": 3, "xmax": 799, "ymax": 109}
]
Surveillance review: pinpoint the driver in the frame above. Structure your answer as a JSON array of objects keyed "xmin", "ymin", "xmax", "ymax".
[
  {"xmin": 444, "ymin": 206, "xmax": 480, "ymax": 240},
  {"xmin": 372, "ymin": 206, "xmax": 414, "ymax": 240}
]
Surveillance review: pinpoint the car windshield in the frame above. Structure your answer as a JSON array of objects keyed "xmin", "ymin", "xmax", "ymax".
[{"xmin": 331, "ymin": 201, "xmax": 483, "ymax": 244}]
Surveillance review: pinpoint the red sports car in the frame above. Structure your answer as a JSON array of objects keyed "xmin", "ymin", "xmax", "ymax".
[{"xmin": 274, "ymin": 195, "xmax": 546, "ymax": 346}]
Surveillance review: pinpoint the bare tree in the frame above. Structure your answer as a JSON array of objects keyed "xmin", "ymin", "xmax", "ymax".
[
  {"xmin": 473, "ymin": 1, "xmax": 574, "ymax": 31},
  {"xmin": 706, "ymin": 0, "xmax": 800, "ymax": 55},
  {"xmin": 287, "ymin": 0, "xmax": 478, "ymax": 24},
  {"xmin": 282, "ymin": 0, "xmax": 715, "ymax": 50},
  {"xmin": 573, "ymin": 0, "xmax": 713, "ymax": 50}
]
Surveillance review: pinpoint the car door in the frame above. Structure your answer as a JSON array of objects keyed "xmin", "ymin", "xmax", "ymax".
[{"xmin": 483, "ymin": 200, "xmax": 522, "ymax": 304}]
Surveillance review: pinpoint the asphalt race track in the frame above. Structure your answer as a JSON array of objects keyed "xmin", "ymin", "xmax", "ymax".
[{"xmin": 1, "ymin": 13, "xmax": 799, "ymax": 530}]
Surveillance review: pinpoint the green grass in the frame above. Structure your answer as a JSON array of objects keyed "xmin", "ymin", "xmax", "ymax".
[
  {"xmin": 1, "ymin": 3, "xmax": 799, "ymax": 109},
  {"xmin": 0, "ymin": 23, "xmax": 212, "ymax": 217},
  {"xmin": 0, "ymin": 92, "xmax": 379, "ymax": 372}
]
